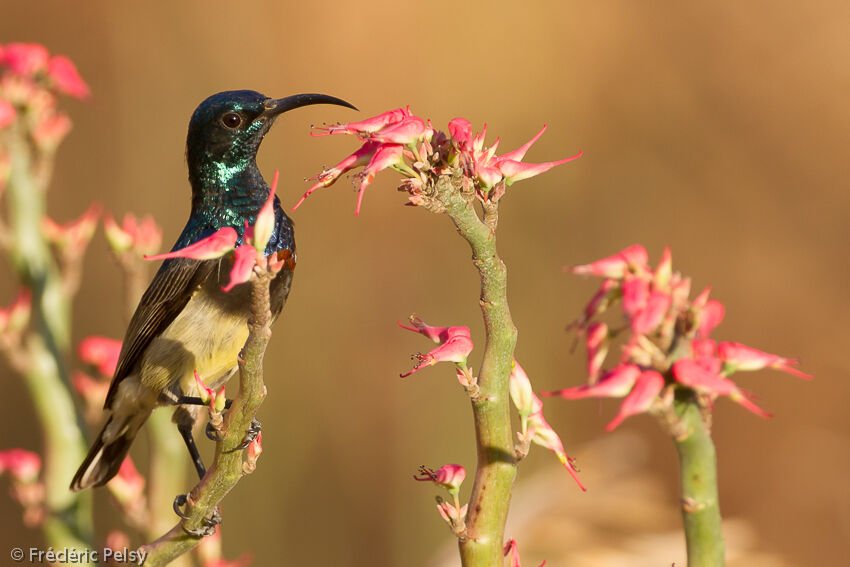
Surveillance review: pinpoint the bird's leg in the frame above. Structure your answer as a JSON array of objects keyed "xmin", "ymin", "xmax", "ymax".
[
  {"xmin": 175, "ymin": 395, "xmax": 233, "ymax": 410},
  {"xmin": 173, "ymin": 422, "xmax": 222, "ymax": 536}
]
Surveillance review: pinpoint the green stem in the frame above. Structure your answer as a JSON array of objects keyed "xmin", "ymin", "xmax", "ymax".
[
  {"xmin": 671, "ymin": 399, "xmax": 725, "ymax": 567},
  {"xmin": 5, "ymin": 125, "xmax": 93, "ymax": 555},
  {"xmin": 435, "ymin": 177, "xmax": 517, "ymax": 566},
  {"xmin": 139, "ymin": 268, "xmax": 273, "ymax": 566}
]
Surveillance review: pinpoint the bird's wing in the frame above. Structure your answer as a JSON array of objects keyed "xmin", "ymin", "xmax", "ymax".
[{"xmin": 104, "ymin": 257, "xmax": 218, "ymax": 409}]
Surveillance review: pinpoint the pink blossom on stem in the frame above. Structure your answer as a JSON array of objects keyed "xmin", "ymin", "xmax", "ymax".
[
  {"xmin": 448, "ymin": 117, "xmax": 473, "ymax": 149},
  {"xmin": 311, "ymin": 107, "xmax": 410, "ymax": 137},
  {"xmin": 605, "ymin": 370, "xmax": 665, "ymax": 431},
  {"xmin": 399, "ymin": 317, "xmax": 473, "ymax": 377},
  {"xmin": 509, "ymin": 360, "xmax": 542, "ymax": 417},
  {"xmin": 292, "ymin": 141, "xmax": 380, "ymax": 210},
  {"xmin": 145, "ymin": 226, "xmax": 238, "ymax": 261},
  {"xmin": 41, "ymin": 202, "xmax": 101, "ymax": 256},
  {"xmin": 717, "ymin": 342, "xmax": 813, "ymax": 379},
  {"xmin": 78, "ymin": 336, "xmax": 121, "ymax": 377},
  {"xmin": 697, "ymin": 298, "xmax": 725, "ymax": 338},
  {"xmin": 371, "ymin": 116, "xmax": 431, "ymax": 145},
  {"xmin": 103, "ymin": 212, "xmax": 163, "ymax": 256},
  {"xmin": 0, "ymin": 449, "xmax": 41, "ymax": 482},
  {"xmin": 570, "ymin": 244, "xmax": 649, "ymax": 278},
  {"xmin": 222, "ymin": 245, "xmax": 258, "ymax": 292},
  {"xmin": 631, "ymin": 290, "xmax": 672, "ymax": 335},
  {"xmin": 527, "ymin": 404, "xmax": 585, "ymax": 490},
  {"xmin": 544, "ymin": 363, "xmax": 641, "ymax": 400},
  {"xmin": 356, "ymin": 143, "xmax": 405, "ymax": 215},
  {"xmin": 414, "ymin": 464, "xmax": 466, "ymax": 495},
  {"xmin": 46, "ymin": 55, "xmax": 89, "ymax": 99},
  {"xmin": 497, "ymin": 152, "xmax": 583, "ymax": 187},
  {"xmin": 672, "ymin": 358, "xmax": 771, "ymax": 418}
]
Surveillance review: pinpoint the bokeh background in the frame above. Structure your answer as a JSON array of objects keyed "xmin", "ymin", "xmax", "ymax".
[{"xmin": 1, "ymin": 1, "xmax": 847, "ymax": 565}]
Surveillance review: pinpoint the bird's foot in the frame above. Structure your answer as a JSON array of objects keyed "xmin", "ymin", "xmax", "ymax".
[
  {"xmin": 205, "ymin": 419, "xmax": 223, "ymax": 442},
  {"xmin": 238, "ymin": 418, "xmax": 262, "ymax": 450},
  {"xmin": 173, "ymin": 493, "xmax": 222, "ymax": 537}
]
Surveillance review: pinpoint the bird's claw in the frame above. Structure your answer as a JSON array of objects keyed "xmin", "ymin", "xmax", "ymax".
[
  {"xmin": 238, "ymin": 418, "xmax": 262, "ymax": 450},
  {"xmin": 205, "ymin": 420, "xmax": 223, "ymax": 441},
  {"xmin": 174, "ymin": 493, "xmax": 222, "ymax": 537}
]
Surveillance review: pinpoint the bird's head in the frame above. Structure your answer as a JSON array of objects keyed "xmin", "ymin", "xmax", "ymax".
[{"xmin": 186, "ymin": 89, "xmax": 356, "ymax": 175}]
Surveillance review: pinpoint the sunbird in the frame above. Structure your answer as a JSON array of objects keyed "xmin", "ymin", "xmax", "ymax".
[{"xmin": 71, "ymin": 90, "xmax": 355, "ymax": 494}]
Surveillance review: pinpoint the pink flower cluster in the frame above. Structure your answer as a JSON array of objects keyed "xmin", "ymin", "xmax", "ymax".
[
  {"xmin": 0, "ymin": 448, "xmax": 44, "ymax": 526},
  {"xmin": 546, "ymin": 245, "xmax": 812, "ymax": 430},
  {"xmin": 294, "ymin": 107, "xmax": 581, "ymax": 215},
  {"xmin": 398, "ymin": 316, "xmax": 473, "ymax": 378},
  {"xmin": 0, "ymin": 43, "xmax": 88, "ymax": 153}
]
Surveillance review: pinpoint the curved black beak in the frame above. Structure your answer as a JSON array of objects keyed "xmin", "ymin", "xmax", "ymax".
[{"xmin": 261, "ymin": 93, "xmax": 357, "ymax": 118}]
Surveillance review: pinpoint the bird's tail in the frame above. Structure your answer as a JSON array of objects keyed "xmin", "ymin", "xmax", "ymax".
[{"xmin": 70, "ymin": 412, "xmax": 149, "ymax": 491}]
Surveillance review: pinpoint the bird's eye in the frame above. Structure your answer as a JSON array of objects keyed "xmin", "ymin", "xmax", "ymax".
[{"xmin": 220, "ymin": 112, "xmax": 242, "ymax": 129}]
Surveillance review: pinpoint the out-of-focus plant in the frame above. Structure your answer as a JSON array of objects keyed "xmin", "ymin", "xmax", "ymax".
[
  {"xmin": 0, "ymin": 43, "xmax": 255, "ymax": 567},
  {"xmin": 300, "ymin": 108, "xmax": 583, "ymax": 566},
  {"xmin": 545, "ymin": 245, "xmax": 812, "ymax": 566}
]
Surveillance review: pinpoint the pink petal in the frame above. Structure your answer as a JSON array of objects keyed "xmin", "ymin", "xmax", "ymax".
[
  {"xmin": 717, "ymin": 342, "xmax": 813, "ymax": 379},
  {"xmin": 400, "ymin": 334, "xmax": 474, "ymax": 377},
  {"xmin": 1, "ymin": 43, "xmax": 49, "ymax": 75},
  {"xmin": 631, "ymin": 290, "xmax": 672, "ymax": 335},
  {"xmin": 672, "ymin": 358, "xmax": 736, "ymax": 395},
  {"xmin": 371, "ymin": 116, "xmax": 429, "ymax": 144},
  {"xmin": 544, "ymin": 363, "xmax": 641, "ymax": 400},
  {"xmin": 145, "ymin": 226, "xmax": 238, "ymax": 261},
  {"xmin": 448, "ymin": 117, "xmax": 473, "ymax": 148},
  {"xmin": 497, "ymin": 151, "xmax": 582, "ymax": 186},
  {"xmin": 605, "ymin": 370, "xmax": 665, "ymax": 431},
  {"xmin": 311, "ymin": 107, "xmax": 410, "ymax": 136},
  {"xmin": 570, "ymin": 244, "xmax": 649, "ymax": 278},
  {"xmin": 0, "ymin": 448, "xmax": 42, "ymax": 482},
  {"xmin": 697, "ymin": 299, "xmax": 725, "ymax": 337},
  {"xmin": 497, "ymin": 124, "xmax": 547, "ymax": 162},
  {"xmin": 654, "ymin": 245, "xmax": 673, "ymax": 288},
  {"xmin": 252, "ymin": 170, "xmax": 278, "ymax": 252},
  {"xmin": 355, "ymin": 144, "xmax": 404, "ymax": 215},
  {"xmin": 621, "ymin": 277, "xmax": 649, "ymax": 319},
  {"xmin": 528, "ymin": 412, "xmax": 585, "ymax": 491},
  {"xmin": 585, "ymin": 322, "xmax": 609, "ymax": 380},
  {"xmin": 509, "ymin": 360, "xmax": 542, "ymax": 416},
  {"xmin": 222, "ymin": 244, "xmax": 257, "ymax": 292},
  {"xmin": 47, "ymin": 55, "xmax": 90, "ymax": 99},
  {"xmin": 78, "ymin": 336, "xmax": 122, "ymax": 377}
]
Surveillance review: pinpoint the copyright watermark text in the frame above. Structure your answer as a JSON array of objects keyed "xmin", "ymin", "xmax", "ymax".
[{"xmin": 10, "ymin": 546, "xmax": 147, "ymax": 565}]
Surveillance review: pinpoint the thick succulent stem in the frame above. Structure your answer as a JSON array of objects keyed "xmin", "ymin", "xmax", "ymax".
[
  {"xmin": 671, "ymin": 399, "xmax": 725, "ymax": 567},
  {"xmin": 4, "ymin": 125, "xmax": 93, "ymax": 556},
  {"xmin": 139, "ymin": 267, "xmax": 273, "ymax": 566},
  {"xmin": 435, "ymin": 177, "xmax": 517, "ymax": 567}
]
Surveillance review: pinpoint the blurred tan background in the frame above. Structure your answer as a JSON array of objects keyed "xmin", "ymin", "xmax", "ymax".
[{"xmin": 1, "ymin": 1, "xmax": 847, "ymax": 565}]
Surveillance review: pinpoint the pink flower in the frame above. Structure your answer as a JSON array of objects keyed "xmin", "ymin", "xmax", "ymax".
[
  {"xmin": 1, "ymin": 43, "xmax": 49, "ymax": 75},
  {"xmin": 371, "ymin": 116, "xmax": 431, "ymax": 145},
  {"xmin": 504, "ymin": 539, "xmax": 546, "ymax": 567},
  {"xmin": 544, "ymin": 363, "xmax": 641, "ymax": 400},
  {"xmin": 570, "ymin": 244, "xmax": 649, "ymax": 278},
  {"xmin": 46, "ymin": 55, "xmax": 89, "ymax": 99},
  {"xmin": 584, "ymin": 322, "xmax": 609, "ymax": 381},
  {"xmin": 414, "ymin": 464, "xmax": 466, "ymax": 495},
  {"xmin": 221, "ymin": 244, "xmax": 257, "ymax": 293},
  {"xmin": 311, "ymin": 107, "xmax": 411, "ymax": 137},
  {"xmin": 41, "ymin": 202, "xmax": 101, "ymax": 256},
  {"xmin": 355, "ymin": 143, "xmax": 406, "ymax": 215},
  {"xmin": 605, "ymin": 370, "xmax": 665, "ymax": 431},
  {"xmin": 293, "ymin": 140, "xmax": 381, "ymax": 210},
  {"xmin": 526, "ymin": 408, "xmax": 585, "ymax": 490},
  {"xmin": 145, "ymin": 226, "xmax": 238, "ymax": 261},
  {"xmin": 448, "ymin": 117, "xmax": 473, "ymax": 149},
  {"xmin": 672, "ymin": 358, "xmax": 771, "ymax": 418},
  {"xmin": 399, "ymin": 318, "xmax": 473, "ymax": 377},
  {"xmin": 631, "ymin": 290, "xmax": 672, "ymax": 335},
  {"xmin": 717, "ymin": 342, "xmax": 813, "ymax": 379},
  {"xmin": 249, "ymin": 170, "xmax": 278, "ymax": 253},
  {"xmin": 0, "ymin": 449, "xmax": 41, "ymax": 482},
  {"xmin": 0, "ymin": 99, "xmax": 15, "ymax": 129},
  {"xmin": 78, "ymin": 336, "xmax": 121, "ymax": 377},
  {"xmin": 194, "ymin": 370, "xmax": 226, "ymax": 413},
  {"xmin": 103, "ymin": 212, "xmax": 163, "ymax": 256}
]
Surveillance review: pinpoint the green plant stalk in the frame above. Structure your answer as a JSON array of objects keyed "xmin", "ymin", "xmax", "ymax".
[
  {"xmin": 6, "ymin": 128, "xmax": 93, "ymax": 553},
  {"xmin": 139, "ymin": 268, "xmax": 273, "ymax": 566},
  {"xmin": 672, "ymin": 399, "xmax": 725, "ymax": 567},
  {"xmin": 435, "ymin": 177, "xmax": 518, "ymax": 566}
]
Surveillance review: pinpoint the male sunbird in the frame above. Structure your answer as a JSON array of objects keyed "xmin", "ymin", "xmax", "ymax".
[{"xmin": 71, "ymin": 90, "xmax": 355, "ymax": 492}]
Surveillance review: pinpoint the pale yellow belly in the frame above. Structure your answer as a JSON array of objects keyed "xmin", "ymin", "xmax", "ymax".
[{"xmin": 138, "ymin": 286, "xmax": 250, "ymax": 401}]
